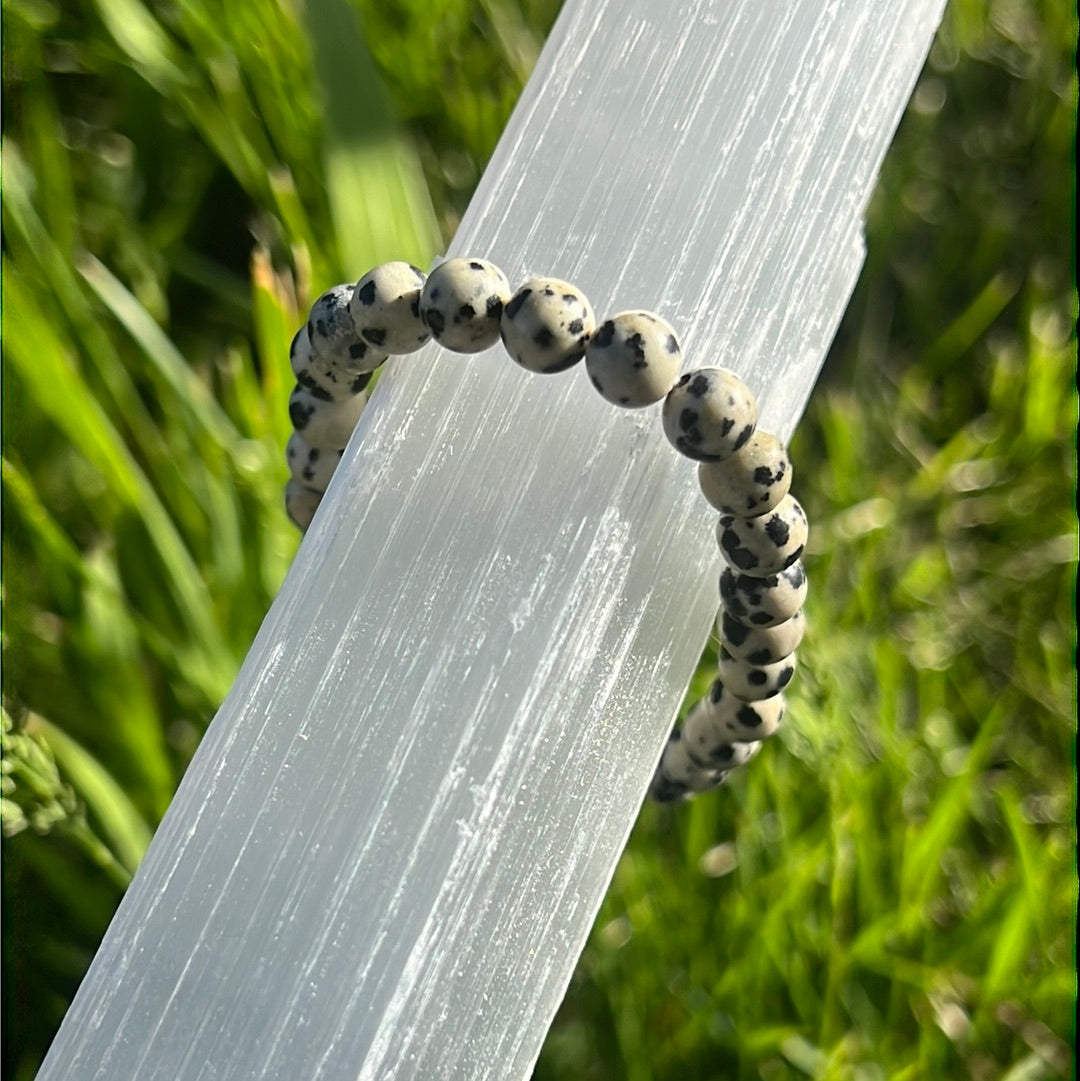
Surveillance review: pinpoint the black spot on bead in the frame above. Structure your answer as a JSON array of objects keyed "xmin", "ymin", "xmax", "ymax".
[
  {"xmin": 364, "ymin": 327, "xmax": 387, "ymax": 346},
  {"xmin": 593, "ymin": 321, "xmax": 615, "ymax": 348},
  {"xmin": 748, "ymin": 670, "xmax": 768, "ymax": 686},
  {"xmin": 679, "ymin": 407, "xmax": 699, "ymax": 433},
  {"xmin": 721, "ymin": 416, "xmax": 735, "ymax": 435},
  {"xmin": 711, "ymin": 744, "xmax": 736, "ymax": 764},
  {"xmin": 777, "ymin": 666, "xmax": 794, "ymax": 689},
  {"xmin": 721, "ymin": 530, "xmax": 760, "ymax": 570},
  {"xmin": 651, "ymin": 776, "xmax": 688, "ymax": 803},
  {"xmin": 750, "ymin": 612, "xmax": 773, "ymax": 625},
  {"xmin": 505, "ymin": 289, "xmax": 531, "ymax": 320},
  {"xmin": 289, "ymin": 399, "xmax": 315, "ymax": 430},
  {"xmin": 485, "ymin": 294, "xmax": 503, "ymax": 318},
  {"xmin": 688, "ymin": 373, "xmax": 710, "ymax": 396},
  {"xmin": 733, "ymin": 424, "xmax": 754, "ymax": 452},
  {"xmin": 627, "ymin": 332, "xmax": 646, "ymax": 364},
  {"xmin": 747, "ymin": 648, "xmax": 773, "ymax": 665},
  {"xmin": 753, "ymin": 465, "xmax": 773, "ymax": 484},
  {"xmin": 455, "ymin": 303, "xmax": 476, "ymax": 324},
  {"xmin": 709, "ymin": 679, "xmax": 725, "ymax": 705},
  {"xmin": 676, "ymin": 438, "xmax": 716, "ymax": 461},
  {"xmin": 349, "ymin": 341, "xmax": 370, "ymax": 360},
  {"xmin": 736, "ymin": 704, "xmax": 762, "ymax": 728},
  {"xmin": 722, "ymin": 614, "xmax": 750, "ymax": 646},
  {"xmin": 534, "ymin": 327, "xmax": 554, "ymax": 348},
  {"xmin": 469, "ymin": 260, "xmax": 485, "ymax": 271},
  {"xmin": 765, "ymin": 515, "xmax": 791, "ymax": 548},
  {"xmin": 296, "ymin": 372, "xmax": 333, "ymax": 401},
  {"xmin": 568, "ymin": 318, "xmax": 583, "ymax": 335},
  {"xmin": 425, "ymin": 309, "xmax": 446, "ymax": 335},
  {"xmin": 350, "ymin": 373, "xmax": 373, "ymax": 394},
  {"xmin": 356, "ymin": 279, "xmax": 376, "ymax": 305},
  {"xmin": 665, "ymin": 334, "xmax": 679, "ymax": 353}
]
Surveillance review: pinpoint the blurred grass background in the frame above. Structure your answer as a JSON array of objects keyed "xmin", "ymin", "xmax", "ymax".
[{"xmin": 1, "ymin": 0, "xmax": 1074, "ymax": 1078}]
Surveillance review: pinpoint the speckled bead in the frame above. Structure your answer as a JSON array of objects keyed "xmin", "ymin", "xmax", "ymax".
[
  {"xmin": 288, "ymin": 385, "xmax": 367, "ymax": 450},
  {"xmin": 289, "ymin": 326, "xmax": 377, "ymax": 400},
  {"xmin": 662, "ymin": 367, "xmax": 757, "ymax": 461},
  {"xmin": 702, "ymin": 680, "xmax": 786, "ymax": 742},
  {"xmin": 500, "ymin": 278, "xmax": 595, "ymax": 373},
  {"xmin": 698, "ymin": 430, "xmax": 792, "ymax": 516},
  {"xmin": 650, "ymin": 767, "xmax": 726, "ymax": 804},
  {"xmin": 584, "ymin": 310, "xmax": 682, "ymax": 408},
  {"xmin": 680, "ymin": 699, "xmax": 764, "ymax": 770},
  {"xmin": 285, "ymin": 479, "xmax": 322, "ymax": 532},
  {"xmin": 719, "ymin": 561, "xmax": 808, "ymax": 627},
  {"xmin": 286, "ymin": 431, "xmax": 343, "ymax": 493},
  {"xmin": 719, "ymin": 608, "xmax": 806, "ymax": 665},
  {"xmin": 307, "ymin": 284, "xmax": 363, "ymax": 361},
  {"xmin": 658, "ymin": 730, "xmax": 723, "ymax": 787},
  {"xmin": 716, "ymin": 493, "xmax": 808, "ymax": 577},
  {"xmin": 419, "ymin": 258, "xmax": 511, "ymax": 353},
  {"xmin": 716, "ymin": 646, "xmax": 797, "ymax": 701},
  {"xmin": 349, "ymin": 262, "xmax": 430, "ymax": 355}
]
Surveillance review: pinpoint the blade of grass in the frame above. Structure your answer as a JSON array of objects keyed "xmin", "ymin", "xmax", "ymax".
[
  {"xmin": 304, "ymin": 0, "xmax": 442, "ymax": 273},
  {"xmin": 27, "ymin": 715, "xmax": 153, "ymax": 877},
  {"xmin": 2, "ymin": 262, "xmax": 234, "ymax": 695}
]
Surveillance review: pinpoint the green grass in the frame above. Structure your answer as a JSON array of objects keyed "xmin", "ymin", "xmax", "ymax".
[{"xmin": 2, "ymin": 0, "xmax": 1075, "ymax": 1079}]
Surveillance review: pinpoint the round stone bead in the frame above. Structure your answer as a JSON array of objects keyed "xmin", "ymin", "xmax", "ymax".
[
  {"xmin": 681, "ymin": 699, "xmax": 765, "ymax": 769},
  {"xmin": 719, "ymin": 608, "xmax": 806, "ymax": 665},
  {"xmin": 288, "ymin": 385, "xmax": 367, "ymax": 450},
  {"xmin": 662, "ymin": 367, "xmax": 757, "ymax": 461},
  {"xmin": 584, "ymin": 310, "xmax": 682, "ymax": 408},
  {"xmin": 286, "ymin": 431, "xmax": 343, "ymax": 494},
  {"xmin": 650, "ymin": 766, "xmax": 725, "ymax": 804},
  {"xmin": 658, "ymin": 730, "xmax": 722, "ymax": 788},
  {"xmin": 307, "ymin": 284, "xmax": 363, "ymax": 361},
  {"xmin": 349, "ymin": 262, "xmax": 430, "ymax": 355},
  {"xmin": 720, "ymin": 561, "xmax": 808, "ymax": 627},
  {"xmin": 698, "ymin": 430, "xmax": 792, "ymax": 516},
  {"xmin": 703, "ymin": 680, "xmax": 786, "ymax": 742},
  {"xmin": 717, "ymin": 646, "xmax": 796, "ymax": 701},
  {"xmin": 500, "ymin": 278, "xmax": 595, "ymax": 373},
  {"xmin": 420, "ymin": 258, "xmax": 511, "ymax": 353},
  {"xmin": 289, "ymin": 326, "xmax": 377, "ymax": 400},
  {"xmin": 716, "ymin": 493, "xmax": 808, "ymax": 577},
  {"xmin": 285, "ymin": 479, "xmax": 321, "ymax": 532}
]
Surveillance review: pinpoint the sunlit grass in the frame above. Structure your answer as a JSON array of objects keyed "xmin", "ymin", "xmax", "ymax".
[{"xmin": 2, "ymin": 0, "xmax": 1074, "ymax": 1078}]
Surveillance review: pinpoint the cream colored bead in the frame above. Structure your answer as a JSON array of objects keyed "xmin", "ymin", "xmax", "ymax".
[{"xmin": 584, "ymin": 310, "xmax": 682, "ymax": 408}]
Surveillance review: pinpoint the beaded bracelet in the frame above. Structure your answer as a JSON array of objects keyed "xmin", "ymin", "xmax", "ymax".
[{"xmin": 283, "ymin": 258, "xmax": 809, "ymax": 805}]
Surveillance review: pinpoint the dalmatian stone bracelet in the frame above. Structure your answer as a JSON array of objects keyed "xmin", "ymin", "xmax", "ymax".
[{"xmin": 283, "ymin": 258, "xmax": 809, "ymax": 804}]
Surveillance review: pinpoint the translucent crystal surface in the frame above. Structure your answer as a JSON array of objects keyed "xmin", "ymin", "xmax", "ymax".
[{"xmin": 36, "ymin": 1, "xmax": 945, "ymax": 1078}]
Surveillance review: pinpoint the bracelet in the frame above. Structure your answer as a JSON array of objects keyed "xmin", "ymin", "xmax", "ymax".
[{"xmin": 283, "ymin": 258, "xmax": 809, "ymax": 804}]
